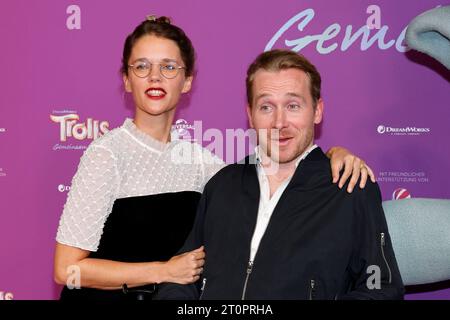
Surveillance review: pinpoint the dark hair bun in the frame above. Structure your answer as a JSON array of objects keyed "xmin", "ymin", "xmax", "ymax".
[
  {"xmin": 156, "ymin": 16, "xmax": 171, "ymax": 24},
  {"xmin": 146, "ymin": 15, "xmax": 171, "ymax": 24}
]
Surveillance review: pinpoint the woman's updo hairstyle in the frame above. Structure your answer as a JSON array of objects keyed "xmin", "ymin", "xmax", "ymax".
[{"xmin": 121, "ymin": 15, "xmax": 195, "ymax": 77}]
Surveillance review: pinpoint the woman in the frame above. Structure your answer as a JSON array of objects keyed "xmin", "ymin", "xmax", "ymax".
[{"xmin": 54, "ymin": 16, "xmax": 374, "ymax": 300}]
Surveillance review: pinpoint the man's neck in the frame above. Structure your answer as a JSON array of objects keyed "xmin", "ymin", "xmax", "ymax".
[
  {"xmin": 258, "ymin": 143, "xmax": 316, "ymax": 197},
  {"xmin": 263, "ymin": 161, "xmax": 296, "ymax": 181}
]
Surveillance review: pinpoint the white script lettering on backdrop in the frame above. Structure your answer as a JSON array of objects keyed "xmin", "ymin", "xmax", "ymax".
[{"xmin": 265, "ymin": 8, "xmax": 409, "ymax": 54}]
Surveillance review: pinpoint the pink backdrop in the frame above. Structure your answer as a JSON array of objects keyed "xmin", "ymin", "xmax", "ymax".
[{"xmin": 0, "ymin": 0, "xmax": 449, "ymax": 299}]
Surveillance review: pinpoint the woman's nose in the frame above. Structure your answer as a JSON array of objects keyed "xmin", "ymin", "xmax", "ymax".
[{"xmin": 147, "ymin": 65, "xmax": 162, "ymax": 82}]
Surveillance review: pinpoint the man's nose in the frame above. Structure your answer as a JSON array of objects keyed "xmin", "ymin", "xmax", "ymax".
[{"xmin": 274, "ymin": 108, "xmax": 287, "ymax": 129}]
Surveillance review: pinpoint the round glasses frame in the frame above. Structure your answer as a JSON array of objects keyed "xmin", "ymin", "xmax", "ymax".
[{"xmin": 128, "ymin": 59, "xmax": 185, "ymax": 79}]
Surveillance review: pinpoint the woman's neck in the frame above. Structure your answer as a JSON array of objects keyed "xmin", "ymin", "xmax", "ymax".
[{"xmin": 133, "ymin": 108, "xmax": 176, "ymax": 143}]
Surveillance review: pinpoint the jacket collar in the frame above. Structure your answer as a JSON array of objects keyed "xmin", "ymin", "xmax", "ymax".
[
  {"xmin": 254, "ymin": 144, "xmax": 318, "ymax": 169},
  {"xmin": 243, "ymin": 147, "xmax": 328, "ymax": 191},
  {"xmin": 239, "ymin": 147, "xmax": 330, "ymax": 262},
  {"xmin": 238, "ymin": 147, "xmax": 328, "ymax": 239}
]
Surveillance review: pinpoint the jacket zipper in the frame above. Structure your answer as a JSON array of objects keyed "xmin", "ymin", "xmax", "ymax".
[
  {"xmin": 199, "ymin": 278, "xmax": 207, "ymax": 300},
  {"xmin": 309, "ymin": 279, "xmax": 316, "ymax": 300},
  {"xmin": 380, "ymin": 232, "xmax": 392, "ymax": 284},
  {"xmin": 241, "ymin": 261, "xmax": 254, "ymax": 300}
]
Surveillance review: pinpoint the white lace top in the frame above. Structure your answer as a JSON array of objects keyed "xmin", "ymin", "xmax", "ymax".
[{"xmin": 56, "ymin": 118, "xmax": 225, "ymax": 251}]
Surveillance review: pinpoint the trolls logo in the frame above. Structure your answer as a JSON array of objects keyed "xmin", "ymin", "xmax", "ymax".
[
  {"xmin": 50, "ymin": 114, "xmax": 109, "ymax": 142},
  {"xmin": 392, "ymin": 188, "xmax": 412, "ymax": 200}
]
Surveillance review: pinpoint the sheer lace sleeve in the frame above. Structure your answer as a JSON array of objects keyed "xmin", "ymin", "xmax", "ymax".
[{"xmin": 56, "ymin": 145, "xmax": 119, "ymax": 251}]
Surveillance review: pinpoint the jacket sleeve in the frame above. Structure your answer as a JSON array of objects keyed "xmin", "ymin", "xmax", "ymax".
[
  {"xmin": 154, "ymin": 186, "xmax": 209, "ymax": 300},
  {"xmin": 340, "ymin": 182, "xmax": 405, "ymax": 300}
]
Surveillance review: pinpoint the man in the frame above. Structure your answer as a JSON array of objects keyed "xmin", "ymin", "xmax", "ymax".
[{"xmin": 157, "ymin": 49, "xmax": 404, "ymax": 299}]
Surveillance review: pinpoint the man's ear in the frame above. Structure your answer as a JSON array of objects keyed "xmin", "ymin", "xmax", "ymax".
[
  {"xmin": 246, "ymin": 104, "xmax": 254, "ymax": 128},
  {"xmin": 123, "ymin": 74, "xmax": 132, "ymax": 93},
  {"xmin": 182, "ymin": 76, "xmax": 193, "ymax": 93},
  {"xmin": 314, "ymin": 98, "xmax": 324, "ymax": 125}
]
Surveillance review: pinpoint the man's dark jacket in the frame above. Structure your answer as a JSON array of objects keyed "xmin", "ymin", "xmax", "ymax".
[{"xmin": 157, "ymin": 148, "xmax": 404, "ymax": 300}]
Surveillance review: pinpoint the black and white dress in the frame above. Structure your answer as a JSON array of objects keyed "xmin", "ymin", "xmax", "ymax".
[{"xmin": 56, "ymin": 118, "xmax": 224, "ymax": 300}]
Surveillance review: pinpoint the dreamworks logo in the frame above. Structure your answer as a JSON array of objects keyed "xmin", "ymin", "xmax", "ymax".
[
  {"xmin": 376, "ymin": 125, "xmax": 386, "ymax": 134},
  {"xmin": 58, "ymin": 184, "xmax": 71, "ymax": 193},
  {"xmin": 377, "ymin": 125, "xmax": 430, "ymax": 136}
]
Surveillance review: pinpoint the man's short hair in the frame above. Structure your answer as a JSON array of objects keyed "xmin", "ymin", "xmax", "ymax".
[{"xmin": 246, "ymin": 49, "xmax": 322, "ymax": 108}]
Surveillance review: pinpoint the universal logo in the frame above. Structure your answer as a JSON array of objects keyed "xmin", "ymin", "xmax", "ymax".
[
  {"xmin": 171, "ymin": 119, "xmax": 196, "ymax": 140},
  {"xmin": 0, "ymin": 128, "xmax": 5, "ymax": 133},
  {"xmin": 58, "ymin": 184, "xmax": 71, "ymax": 193},
  {"xmin": 0, "ymin": 291, "xmax": 14, "ymax": 300},
  {"xmin": 377, "ymin": 125, "xmax": 430, "ymax": 136}
]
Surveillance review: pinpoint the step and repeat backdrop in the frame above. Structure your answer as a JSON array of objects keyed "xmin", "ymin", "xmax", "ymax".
[{"xmin": 1, "ymin": 0, "xmax": 449, "ymax": 300}]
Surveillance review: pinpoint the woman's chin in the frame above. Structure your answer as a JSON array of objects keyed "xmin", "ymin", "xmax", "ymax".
[{"xmin": 138, "ymin": 105, "xmax": 176, "ymax": 117}]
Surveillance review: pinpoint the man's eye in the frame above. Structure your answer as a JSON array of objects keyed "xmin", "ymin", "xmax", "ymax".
[
  {"xmin": 260, "ymin": 105, "xmax": 272, "ymax": 112},
  {"xmin": 287, "ymin": 104, "xmax": 300, "ymax": 110}
]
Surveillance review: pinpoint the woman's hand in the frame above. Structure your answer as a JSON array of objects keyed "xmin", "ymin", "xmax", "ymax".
[
  {"xmin": 163, "ymin": 246, "xmax": 205, "ymax": 284},
  {"xmin": 326, "ymin": 146, "xmax": 376, "ymax": 193}
]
